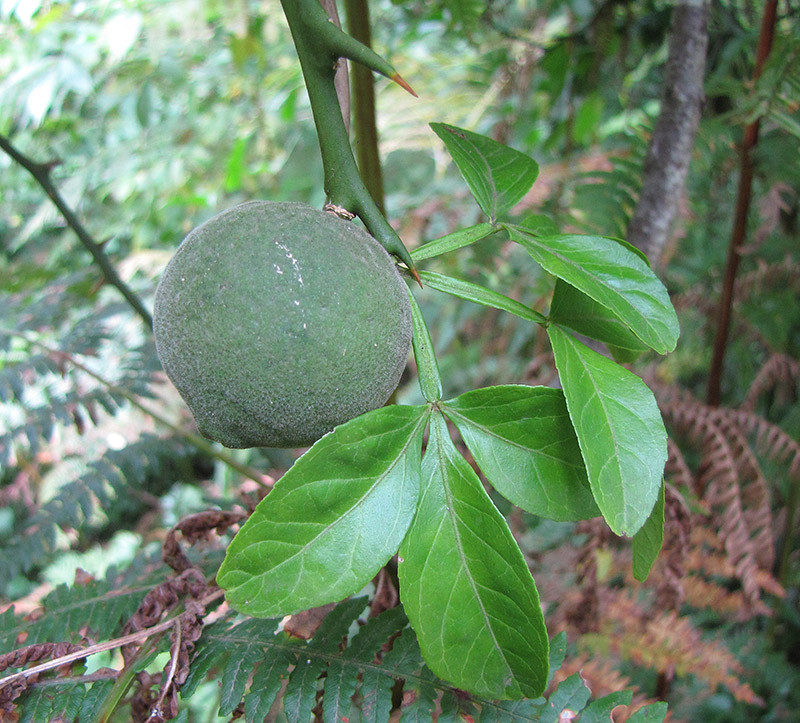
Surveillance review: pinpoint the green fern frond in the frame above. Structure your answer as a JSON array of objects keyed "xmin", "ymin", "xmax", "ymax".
[
  {"xmin": 5, "ymin": 584, "xmax": 669, "ymax": 722},
  {"xmin": 13, "ymin": 679, "xmax": 116, "ymax": 723},
  {"xmin": 568, "ymin": 137, "xmax": 649, "ymax": 238},
  {"xmin": 0, "ymin": 434, "xmax": 200, "ymax": 582},
  {"xmin": 1, "ymin": 290, "xmax": 161, "ymax": 468},
  {"xmin": 0, "ymin": 556, "xmax": 171, "ymax": 652}
]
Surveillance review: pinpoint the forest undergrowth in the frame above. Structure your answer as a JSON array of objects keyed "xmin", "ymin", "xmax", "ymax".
[{"xmin": 1, "ymin": 1, "xmax": 799, "ymax": 721}]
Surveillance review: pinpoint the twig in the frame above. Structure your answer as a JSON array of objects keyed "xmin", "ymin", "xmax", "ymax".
[
  {"xmin": 0, "ymin": 589, "xmax": 224, "ymax": 691},
  {"xmin": 0, "ymin": 133, "xmax": 153, "ymax": 329},
  {"xmin": 150, "ymin": 618, "xmax": 181, "ymax": 719}
]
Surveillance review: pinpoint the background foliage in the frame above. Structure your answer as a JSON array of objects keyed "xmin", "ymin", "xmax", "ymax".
[{"xmin": 1, "ymin": 0, "xmax": 799, "ymax": 720}]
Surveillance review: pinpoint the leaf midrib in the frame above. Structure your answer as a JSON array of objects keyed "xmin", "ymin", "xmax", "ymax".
[
  {"xmin": 434, "ymin": 417, "xmax": 516, "ymax": 692},
  {"xmin": 443, "ymin": 405, "xmax": 584, "ymax": 469},
  {"xmin": 512, "ymin": 228, "xmax": 668, "ymax": 350},
  {"xmin": 257, "ymin": 412, "xmax": 427, "ymax": 579},
  {"xmin": 557, "ymin": 330, "xmax": 627, "ymax": 526}
]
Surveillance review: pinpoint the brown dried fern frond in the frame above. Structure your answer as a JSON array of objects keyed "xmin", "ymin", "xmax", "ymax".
[
  {"xmin": 652, "ymin": 483, "xmax": 692, "ymax": 612},
  {"xmin": 712, "ymin": 413, "xmax": 774, "ymax": 570},
  {"xmin": 734, "ymin": 254, "xmax": 800, "ymax": 304},
  {"xmin": 628, "ymin": 607, "xmax": 764, "ymax": 707},
  {"xmin": 581, "ymin": 592, "xmax": 765, "ymax": 707},
  {"xmin": 725, "ymin": 407, "xmax": 800, "ymax": 482},
  {"xmin": 741, "ymin": 352, "xmax": 799, "ymax": 412},
  {"xmin": 660, "ymin": 396, "xmax": 763, "ymax": 606},
  {"xmin": 666, "ymin": 437, "xmax": 696, "ymax": 496}
]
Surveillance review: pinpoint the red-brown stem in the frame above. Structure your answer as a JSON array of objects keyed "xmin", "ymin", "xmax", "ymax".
[{"xmin": 706, "ymin": 0, "xmax": 779, "ymax": 407}]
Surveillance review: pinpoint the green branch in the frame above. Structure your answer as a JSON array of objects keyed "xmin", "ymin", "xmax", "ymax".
[
  {"xmin": 0, "ymin": 133, "xmax": 154, "ymax": 329},
  {"xmin": 279, "ymin": 0, "xmax": 419, "ymax": 280}
]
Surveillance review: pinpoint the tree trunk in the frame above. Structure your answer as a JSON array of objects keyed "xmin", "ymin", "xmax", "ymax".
[{"xmin": 626, "ymin": 0, "xmax": 709, "ymax": 266}]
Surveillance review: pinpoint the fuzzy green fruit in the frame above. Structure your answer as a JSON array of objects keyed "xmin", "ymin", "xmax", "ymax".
[{"xmin": 153, "ymin": 201, "xmax": 412, "ymax": 448}]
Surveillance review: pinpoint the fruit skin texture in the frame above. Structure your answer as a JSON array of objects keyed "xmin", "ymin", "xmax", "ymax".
[{"xmin": 153, "ymin": 201, "xmax": 412, "ymax": 448}]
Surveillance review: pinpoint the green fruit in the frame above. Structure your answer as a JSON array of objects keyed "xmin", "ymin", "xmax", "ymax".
[{"xmin": 153, "ymin": 201, "xmax": 412, "ymax": 448}]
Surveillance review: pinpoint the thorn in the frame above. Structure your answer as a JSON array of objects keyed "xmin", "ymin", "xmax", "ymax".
[
  {"xmin": 410, "ymin": 267, "xmax": 423, "ymax": 288},
  {"xmin": 391, "ymin": 73, "xmax": 418, "ymax": 98}
]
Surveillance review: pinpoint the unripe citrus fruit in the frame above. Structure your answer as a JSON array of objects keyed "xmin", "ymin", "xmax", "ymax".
[{"xmin": 153, "ymin": 201, "xmax": 412, "ymax": 448}]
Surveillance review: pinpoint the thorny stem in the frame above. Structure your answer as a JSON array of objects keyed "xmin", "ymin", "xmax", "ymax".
[
  {"xmin": 8, "ymin": 329, "xmax": 271, "ymax": 487},
  {"xmin": 278, "ymin": 0, "xmax": 420, "ymax": 283},
  {"xmin": 0, "ymin": 589, "xmax": 225, "ymax": 692},
  {"xmin": 0, "ymin": 133, "xmax": 154, "ymax": 330}
]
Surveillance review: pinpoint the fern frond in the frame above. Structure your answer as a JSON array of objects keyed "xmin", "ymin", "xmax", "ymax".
[
  {"xmin": 673, "ymin": 254, "xmax": 800, "ymax": 317},
  {"xmin": 726, "ymin": 407, "xmax": 800, "ymax": 481},
  {"xmin": 741, "ymin": 352, "xmax": 799, "ymax": 412},
  {"xmin": 11, "ymin": 678, "xmax": 116, "ymax": 723},
  {"xmin": 0, "ymin": 557, "xmax": 170, "ymax": 652},
  {"xmin": 0, "ymin": 434, "xmax": 201, "ymax": 581},
  {"xmin": 659, "ymin": 390, "xmax": 768, "ymax": 607},
  {"xmin": 665, "ymin": 437, "xmax": 695, "ymax": 495},
  {"xmin": 4, "ymin": 581, "xmax": 669, "ymax": 723},
  {"xmin": 713, "ymin": 413, "xmax": 774, "ymax": 569},
  {"xmin": 568, "ymin": 137, "xmax": 648, "ymax": 237},
  {"xmin": 596, "ymin": 594, "xmax": 764, "ymax": 707},
  {"xmin": 0, "ymin": 307, "xmax": 160, "ymax": 468}
]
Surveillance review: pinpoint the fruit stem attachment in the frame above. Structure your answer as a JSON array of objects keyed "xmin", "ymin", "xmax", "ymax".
[{"xmin": 279, "ymin": 0, "xmax": 418, "ymax": 278}]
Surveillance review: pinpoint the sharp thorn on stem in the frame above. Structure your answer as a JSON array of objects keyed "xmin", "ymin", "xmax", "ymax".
[{"xmin": 391, "ymin": 73, "xmax": 418, "ymax": 98}]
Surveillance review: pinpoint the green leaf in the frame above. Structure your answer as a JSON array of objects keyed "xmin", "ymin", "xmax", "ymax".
[
  {"xmin": 541, "ymin": 672, "xmax": 591, "ymax": 722},
  {"xmin": 628, "ymin": 702, "xmax": 669, "ymax": 722},
  {"xmin": 420, "ymin": 270, "xmax": 547, "ymax": 324},
  {"xmin": 572, "ymin": 92, "xmax": 604, "ymax": 145},
  {"xmin": 518, "ymin": 213, "xmax": 560, "ymax": 236},
  {"xmin": 632, "ymin": 479, "xmax": 665, "ymax": 581},
  {"xmin": 430, "ymin": 122, "xmax": 539, "ymax": 221},
  {"xmin": 442, "ymin": 385, "xmax": 599, "ymax": 521},
  {"xmin": 548, "ymin": 632, "xmax": 568, "ymax": 681},
  {"xmin": 547, "ymin": 325, "xmax": 667, "ymax": 537},
  {"xmin": 398, "ymin": 411, "xmax": 549, "ymax": 700},
  {"xmin": 408, "ymin": 289, "xmax": 443, "ymax": 402},
  {"xmin": 411, "ymin": 222, "xmax": 496, "ymax": 261},
  {"xmin": 507, "ymin": 225, "xmax": 679, "ymax": 353},
  {"xmin": 578, "ymin": 690, "xmax": 633, "ymax": 722},
  {"xmin": 550, "ymin": 279, "xmax": 650, "ymax": 363},
  {"xmin": 217, "ymin": 405, "xmax": 427, "ymax": 617},
  {"xmin": 224, "ymin": 136, "xmax": 248, "ymax": 192}
]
